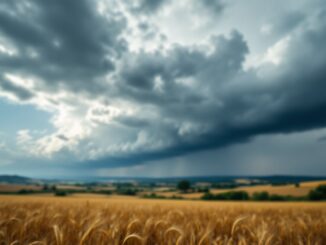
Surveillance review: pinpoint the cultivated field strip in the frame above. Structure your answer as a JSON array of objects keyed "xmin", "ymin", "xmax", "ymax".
[{"xmin": 0, "ymin": 197, "xmax": 325, "ymax": 245}]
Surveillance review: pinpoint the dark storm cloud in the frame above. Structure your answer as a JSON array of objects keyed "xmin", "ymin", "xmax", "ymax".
[
  {"xmin": 318, "ymin": 136, "xmax": 326, "ymax": 142},
  {"xmin": 0, "ymin": 0, "xmax": 125, "ymax": 93},
  {"xmin": 137, "ymin": 0, "xmax": 168, "ymax": 13},
  {"xmin": 0, "ymin": 76, "xmax": 34, "ymax": 100},
  {"xmin": 0, "ymin": 0, "xmax": 326, "ymax": 169},
  {"xmin": 86, "ymin": 12, "xmax": 326, "ymax": 168},
  {"xmin": 132, "ymin": 0, "xmax": 225, "ymax": 14},
  {"xmin": 117, "ymin": 31, "xmax": 248, "ymax": 106},
  {"xmin": 275, "ymin": 12, "xmax": 305, "ymax": 34},
  {"xmin": 201, "ymin": 0, "xmax": 225, "ymax": 14},
  {"xmin": 56, "ymin": 134, "xmax": 69, "ymax": 142}
]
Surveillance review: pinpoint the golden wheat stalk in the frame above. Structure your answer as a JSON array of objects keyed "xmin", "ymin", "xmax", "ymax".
[
  {"xmin": 28, "ymin": 241, "xmax": 46, "ymax": 245},
  {"xmin": 231, "ymin": 216, "xmax": 249, "ymax": 235},
  {"xmin": 122, "ymin": 233, "xmax": 144, "ymax": 245},
  {"xmin": 79, "ymin": 219, "xmax": 101, "ymax": 245},
  {"xmin": 53, "ymin": 225, "xmax": 63, "ymax": 245},
  {"xmin": 198, "ymin": 230, "xmax": 211, "ymax": 245},
  {"xmin": 126, "ymin": 218, "xmax": 141, "ymax": 234}
]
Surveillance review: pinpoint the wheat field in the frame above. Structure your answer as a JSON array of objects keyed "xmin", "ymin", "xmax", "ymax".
[
  {"xmin": 0, "ymin": 195, "xmax": 325, "ymax": 245},
  {"xmin": 147, "ymin": 180, "xmax": 326, "ymax": 199}
]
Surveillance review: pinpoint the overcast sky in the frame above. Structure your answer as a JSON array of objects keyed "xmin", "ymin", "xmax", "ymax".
[{"xmin": 0, "ymin": 0, "xmax": 325, "ymax": 178}]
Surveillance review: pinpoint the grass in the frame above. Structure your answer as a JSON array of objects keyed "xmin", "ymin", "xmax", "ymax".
[{"xmin": 0, "ymin": 195, "xmax": 325, "ymax": 244}]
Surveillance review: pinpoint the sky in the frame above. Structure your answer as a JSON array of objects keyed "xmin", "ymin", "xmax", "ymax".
[{"xmin": 0, "ymin": 0, "xmax": 326, "ymax": 178}]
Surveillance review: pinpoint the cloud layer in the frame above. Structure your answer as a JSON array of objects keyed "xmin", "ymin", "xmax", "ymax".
[{"xmin": 0, "ymin": 0, "xmax": 325, "ymax": 172}]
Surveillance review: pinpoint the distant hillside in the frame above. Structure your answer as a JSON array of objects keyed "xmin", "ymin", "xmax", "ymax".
[
  {"xmin": 0, "ymin": 174, "xmax": 325, "ymax": 185},
  {"xmin": 148, "ymin": 175, "xmax": 326, "ymax": 184},
  {"xmin": 0, "ymin": 175, "xmax": 34, "ymax": 184},
  {"xmin": 73, "ymin": 175, "xmax": 326, "ymax": 184}
]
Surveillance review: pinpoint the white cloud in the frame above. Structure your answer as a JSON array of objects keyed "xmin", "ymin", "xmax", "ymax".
[
  {"xmin": 260, "ymin": 24, "xmax": 273, "ymax": 36},
  {"xmin": 263, "ymin": 36, "xmax": 291, "ymax": 65},
  {"xmin": 16, "ymin": 129, "xmax": 32, "ymax": 144}
]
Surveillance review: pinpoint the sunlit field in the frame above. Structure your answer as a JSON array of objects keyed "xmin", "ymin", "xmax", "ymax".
[
  {"xmin": 0, "ymin": 195, "xmax": 325, "ymax": 245},
  {"xmin": 141, "ymin": 180, "xmax": 326, "ymax": 199}
]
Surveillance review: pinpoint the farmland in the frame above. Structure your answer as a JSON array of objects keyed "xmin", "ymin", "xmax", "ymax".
[
  {"xmin": 1, "ymin": 178, "xmax": 326, "ymax": 200},
  {"xmin": 140, "ymin": 180, "xmax": 326, "ymax": 199},
  {"xmin": 0, "ymin": 195, "xmax": 325, "ymax": 244}
]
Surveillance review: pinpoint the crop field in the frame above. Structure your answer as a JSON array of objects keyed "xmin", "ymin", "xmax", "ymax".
[
  {"xmin": 0, "ymin": 195, "xmax": 325, "ymax": 245},
  {"xmin": 0, "ymin": 184, "xmax": 42, "ymax": 192},
  {"xmin": 149, "ymin": 180, "xmax": 326, "ymax": 199}
]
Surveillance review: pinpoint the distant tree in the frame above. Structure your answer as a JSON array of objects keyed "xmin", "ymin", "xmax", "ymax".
[
  {"xmin": 17, "ymin": 189, "xmax": 33, "ymax": 195},
  {"xmin": 51, "ymin": 185, "xmax": 57, "ymax": 192},
  {"xmin": 42, "ymin": 184, "xmax": 49, "ymax": 191},
  {"xmin": 252, "ymin": 192, "xmax": 269, "ymax": 201},
  {"xmin": 177, "ymin": 180, "xmax": 190, "ymax": 193},
  {"xmin": 295, "ymin": 182, "xmax": 300, "ymax": 188},
  {"xmin": 308, "ymin": 185, "xmax": 326, "ymax": 200},
  {"xmin": 116, "ymin": 188, "xmax": 138, "ymax": 196},
  {"xmin": 201, "ymin": 191, "xmax": 249, "ymax": 201},
  {"xmin": 54, "ymin": 190, "xmax": 67, "ymax": 197},
  {"xmin": 201, "ymin": 192, "xmax": 215, "ymax": 200},
  {"xmin": 226, "ymin": 191, "xmax": 249, "ymax": 200},
  {"xmin": 269, "ymin": 194, "xmax": 286, "ymax": 201}
]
